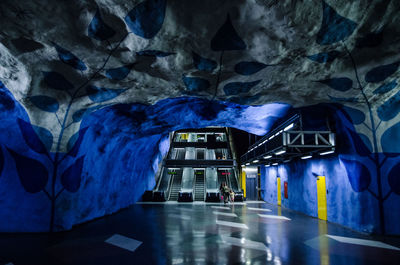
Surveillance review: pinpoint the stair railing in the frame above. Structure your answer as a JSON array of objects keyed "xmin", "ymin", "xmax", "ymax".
[{"xmin": 167, "ymin": 174, "xmax": 175, "ymax": 201}]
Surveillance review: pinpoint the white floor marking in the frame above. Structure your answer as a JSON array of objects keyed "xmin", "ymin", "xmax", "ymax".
[
  {"xmin": 326, "ymin": 235, "xmax": 400, "ymax": 251},
  {"xmin": 105, "ymin": 234, "xmax": 142, "ymax": 252},
  {"xmin": 221, "ymin": 235, "xmax": 269, "ymax": 252},
  {"xmin": 168, "ymin": 213, "xmax": 191, "ymax": 220},
  {"xmin": 246, "ymin": 201, "xmax": 266, "ymax": 204},
  {"xmin": 216, "ymin": 220, "xmax": 249, "ymax": 229},
  {"xmin": 213, "ymin": 211, "xmax": 237, "ymax": 217},
  {"xmin": 211, "ymin": 206, "xmax": 231, "ymax": 210},
  {"xmin": 258, "ymin": 214, "xmax": 291, "ymax": 220},
  {"xmin": 247, "ymin": 207, "xmax": 271, "ymax": 212}
]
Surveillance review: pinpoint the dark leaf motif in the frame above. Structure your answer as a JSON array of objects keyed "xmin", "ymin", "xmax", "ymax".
[
  {"xmin": 328, "ymin": 95, "xmax": 359, "ymax": 103},
  {"xmin": 318, "ymin": 77, "xmax": 352, "ymax": 91},
  {"xmin": 182, "ymin": 75, "xmax": 210, "ymax": 92},
  {"xmin": 373, "ymin": 80, "xmax": 397, "ymax": 94},
  {"xmin": 316, "ymin": 1, "xmax": 357, "ymax": 45},
  {"xmin": 365, "ymin": 62, "xmax": 400, "ymax": 83},
  {"xmin": 72, "ymin": 105, "xmax": 107, "ymax": 122},
  {"xmin": 7, "ymin": 148, "xmax": 48, "ymax": 193},
  {"xmin": 0, "ymin": 147, "xmax": 4, "ymax": 177},
  {"xmin": 105, "ymin": 64, "xmax": 135, "ymax": 81},
  {"xmin": 86, "ymin": 85, "xmax": 127, "ymax": 103},
  {"xmin": 234, "ymin": 61, "xmax": 269, "ymax": 75},
  {"xmin": 381, "ymin": 122, "xmax": 400, "ymax": 153},
  {"xmin": 340, "ymin": 157, "xmax": 371, "ymax": 192},
  {"xmin": 355, "ymin": 29, "xmax": 384, "ymax": 48},
  {"xmin": 341, "ymin": 106, "xmax": 365, "ymax": 125},
  {"xmin": 52, "ymin": 42, "xmax": 87, "ymax": 71},
  {"xmin": 124, "ymin": 0, "xmax": 167, "ymax": 39},
  {"xmin": 17, "ymin": 119, "xmax": 49, "ymax": 154},
  {"xmin": 223, "ymin": 80, "xmax": 261, "ymax": 96},
  {"xmin": 32, "ymin": 125, "xmax": 53, "ymax": 152},
  {"xmin": 136, "ymin": 50, "xmax": 174, "ymax": 57},
  {"xmin": 211, "ymin": 14, "xmax": 246, "ymax": 51},
  {"xmin": 67, "ymin": 127, "xmax": 88, "ymax": 157},
  {"xmin": 0, "ymin": 81, "xmax": 16, "ymax": 110},
  {"xmin": 307, "ymin": 50, "xmax": 341, "ymax": 63},
  {"xmin": 192, "ymin": 51, "xmax": 217, "ymax": 73},
  {"xmin": 42, "ymin": 71, "xmax": 74, "ymax": 91},
  {"xmin": 348, "ymin": 129, "xmax": 372, "ymax": 156},
  {"xmin": 388, "ymin": 163, "xmax": 400, "ymax": 195},
  {"xmin": 377, "ymin": 90, "xmax": 400, "ymax": 121},
  {"xmin": 61, "ymin": 156, "xmax": 85, "ymax": 193},
  {"xmin": 30, "ymin": 95, "xmax": 59, "ymax": 113},
  {"xmin": 88, "ymin": 9, "xmax": 116, "ymax": 41}
]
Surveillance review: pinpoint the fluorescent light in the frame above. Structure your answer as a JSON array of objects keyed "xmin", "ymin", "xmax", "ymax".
[
  {"xmin": 265, "ymin": 165, "xmax": 271, "ymax": 167},
  {"xmin": 301, "ymin": 155, "xmax": 312, "ymax": 160},
  {"xmin": 263, "ymin": 155, "xmax": 272, "ymax": 159},
  {"xmin": 284, "ymin": 123, "xmax": 294, "ymax": 131},
  {"xmin": 241, "ymin": 165, "xmax": 245, "ymax": 167},
  {"xmin": 275, "ymin": 150, "xmax": 286, "ymax": 155},
  {"xmin": 253, "ymin": 159, "xmax": 259, "ymax": 163},
  {"xmin": 246, "ymin": 163, "xmax": 250, "ymax": 166},
  {"xmin": 283, "ymin": 159, "xmax": 291, "ymax": 163},
  {"xmin": 320, "ymin": 150, "xmax": 334, "ymax": 156},
  {"xmin": 272, "ymin": 163, "xmax": 278, "ymax": 166}
]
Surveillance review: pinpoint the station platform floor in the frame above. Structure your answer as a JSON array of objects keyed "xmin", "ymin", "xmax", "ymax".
[{"xmin": 1, "ymin": 201, "xmax": 399, "ymax": 265}]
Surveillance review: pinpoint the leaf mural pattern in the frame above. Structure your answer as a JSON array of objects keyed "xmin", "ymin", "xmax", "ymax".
[
  {"xmin": 381, "ymin": 122, "xmax": 400, "ymax": 153},
  {"xmin": 234, "ymin": 61, "xmax": 268, "ymax": 75},
  {"xmin": 365, "ymin": 62, "xmax": 400, "ymax": 83},
  {"xmin": 42, "ymin": 71, "xmax": 74, "ymax": 91},
  {"xmin": 307, "ymin": 50, "xmax": 340, "ymax": 63},
  {"xmin": 192, "ymin": 51, "xmax": 217, "ymax": 73},
  {"xmin": 105, "ymin": 64, "xmax": 135, "ymax": 81},
  {"xmin": 328, "ymin": 95, "xmax": 359, "ymax": 103},
  {"xmin": 318, "ymin": 77, "xmax": 353, "ymax": 91},
  {"xmin": 223, "ymin": 80, "xmax": 261, "ymax": 96},
  {"xmin": 341, "ymin": 106, "xmax": 365, "ymax": 125},
  {"xmin": 88, "ymin": 9, "xmax": 116, "ymax": 41},
  {"xmin": 7, "ymin": 148, "xmax": 48, "ymax": 193},
  {"xmin": 124, "ymin": 0, "xmax": 167, "ymax": 39},
  {"xmin": 67, "ymin": 127, "xmax": 88, "ymax": 157},
  {"xmin": 348, "ymin": 129, "xmax": 372, "ymax": 156},
  {"xmin": 17, "ymin": 119, "xmax": 49, "ymax": 154},
  {"xmin": 316, "ymin": 1, "xmax": 357, "ymax": 45},
  {"xmin": 340, "ymin": 157, "xmax": 371, "ymax": 192},
  {"xmin": 182, "ymin": 75, "xmax": 210, "ymax": 92},
  {"xmin": 373, "ymin": 80, "xmax": 397, "ymax": 94},
  {"xmin": 136, "ymin": 50, "xmax": 174, "ymax": 57},
  {"xmin": 86, "ymin": 85, "xmax": 127, "ymax": 103},
  {"xmin": 211, "ymin": 14, "xmax": 246, "ymax": 51},
  {"xmin": 377, "ymin": 90, "xmax": 400, "ymax": 121},
  {"xmin": 388, "ymin": 163, "xmax": 400, "ymax": 195},
  {"xmin": 72, "ymin": 105, "xmax": 107, "ymax": 122},
  {"xmin": 61, "ymin": 156, "xmax": 85, "ymax": 192},
  {"xmin": 30, "ymin": 95, "xmax": 59, "ymax": 113},
  {"xmin": 52, "ymin": 43, "xmax": 87, "ymax": 71},
  {"xmin": 32, "ymin": 125, "xmax": 53, "ymax": 152},
  {"xmin": 355, "ymin": 30, "xmax": 384, "ymax": 48}
]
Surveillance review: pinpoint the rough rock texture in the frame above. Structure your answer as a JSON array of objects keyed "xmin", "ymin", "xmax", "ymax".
[{"xmin": 0, "ymin": 0, "xmax": 399, "ymax": 233}]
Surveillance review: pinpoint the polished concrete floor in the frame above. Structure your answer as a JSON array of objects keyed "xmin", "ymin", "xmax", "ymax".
[{"xmin": 1, "ymin": 201, "xmax": 399, "ymax": 265}]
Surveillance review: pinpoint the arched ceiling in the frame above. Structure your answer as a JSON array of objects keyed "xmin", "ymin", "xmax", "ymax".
[{"xmin": 0, "ymin": 0, "xmax": 399, "ymax": 150}]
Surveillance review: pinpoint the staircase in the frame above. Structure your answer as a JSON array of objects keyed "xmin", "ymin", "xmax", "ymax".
[
  {"xmin": 168, "ymin": 175, "xmax": 182, "ymax": 201},
  {"xmin": 194, "ymin": 174, "xmax": 205, "ymax": 201}
]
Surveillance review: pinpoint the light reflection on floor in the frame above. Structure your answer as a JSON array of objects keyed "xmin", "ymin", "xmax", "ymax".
[{"xmin": 0, "ymin": 201, "xmax": 399, "ymax": 265}]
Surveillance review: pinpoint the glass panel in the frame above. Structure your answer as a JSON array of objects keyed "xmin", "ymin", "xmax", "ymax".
[
  {"xmin": 159, "ymin": 168, "xmax": 181, "ymax": 191},
  {"xmin": 216, "ymin": 133, "xmax": 227, "ymax": 142},
  {"xmin": 185, "ymin": 147, "xmax": 195, "ymax": 159},
  {"xmin": 206, "ymin": 168, "xmax": 217, "ymax": 190},
  {"xmin": 205, "ymin": 149, "xmax": 215, "ymax": 160},
  {"xmin": 176, "ymin": 148, "xmax": 185, "ymax": 160},
  {"xmin": 181, "ymin": 167, "xmax": 194, "ymax": 190},
  {"xmin": 196, "ymin": 149, "xmax": 205, "ymax": 160},
  {"xmin": 197, "ymin": 134, "xmax": 205, "ymax": 142}
]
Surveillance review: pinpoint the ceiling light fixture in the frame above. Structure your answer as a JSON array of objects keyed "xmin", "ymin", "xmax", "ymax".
[
  {"xmin": 301, "ymin": 155, "xmax": 312, "ymax": 160},
  {"xmin": 320, "ymin": 150, "xmax": 334, "ymax": 156},
  {"xmin": 263, "ymin": 155, "xmax": 272, "ymax": 159},
  {"xmin": 275, "ymin": 150, "xmax": 286, "ymax": 155}
]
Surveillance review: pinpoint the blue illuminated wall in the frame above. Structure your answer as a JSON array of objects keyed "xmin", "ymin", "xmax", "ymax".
[{"xmin": 260, "ymin": 105, "xmax": 400, "ymax": 235}]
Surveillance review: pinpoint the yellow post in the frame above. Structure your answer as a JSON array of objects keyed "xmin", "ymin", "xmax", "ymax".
[
  {"xmin": 277, "ymin": 177, "xmax": 281, "ymax": 206},
  {"xmin": 317, "ymin": 176, "xmax": 328, "ymax": 221},
  {"xmin": 241, "ymin": 170, "xmax": 246, "ymax": 198}
]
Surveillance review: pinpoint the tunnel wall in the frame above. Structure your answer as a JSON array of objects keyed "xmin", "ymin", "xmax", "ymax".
[
  {"xmin": 0, "ymin": 81, "xmax": 290, "ymax": 232},
  {"xmin": 260, "ymin": 105, "xmax": 400, "ymax": 235}
]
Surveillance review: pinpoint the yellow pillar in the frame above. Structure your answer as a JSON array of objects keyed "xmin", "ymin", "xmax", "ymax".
[
  {"xmin": 317, "ymin": 176, "xmax": 328, "ymax": 221},
  {"xmin": 277, "ymin": 177, "xmax": 282, "ymax": 206},
  {"xmin": 241, "ymin": 170, "xmax": 246, "ymax": 198}
]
